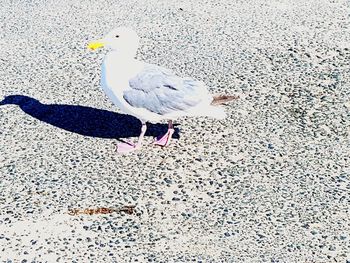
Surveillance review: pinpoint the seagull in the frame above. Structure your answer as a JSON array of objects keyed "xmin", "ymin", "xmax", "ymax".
[{"xmin": 88, "ymin": 27, "xmax": 238, "ymax": 153}]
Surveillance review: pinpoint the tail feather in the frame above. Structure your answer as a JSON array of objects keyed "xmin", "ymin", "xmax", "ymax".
[
  {"xmin": 211, "ymin": 94, "xmax": 239, "ymax": 105},
  {"xmin": 185, "ymin": 94, "xmax": 238, "ymax": 120}
]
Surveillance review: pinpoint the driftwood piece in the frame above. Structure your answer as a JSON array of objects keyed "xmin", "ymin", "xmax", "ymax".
[{"xmin": 68, "ymin": 205, "xmax": 136, "ymax": 216}]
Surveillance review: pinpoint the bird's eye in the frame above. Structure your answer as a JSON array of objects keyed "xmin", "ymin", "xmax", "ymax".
[{"xmin": 115, "ymin": 35, "xmax": 120, "ymax": 38}]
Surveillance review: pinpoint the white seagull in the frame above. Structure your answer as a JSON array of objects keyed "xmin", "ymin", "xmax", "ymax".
[{"xmin": 88, "ymin": 27, "xmax": 238, "ymax": 153}]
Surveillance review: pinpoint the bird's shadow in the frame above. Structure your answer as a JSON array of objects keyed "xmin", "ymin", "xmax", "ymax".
[{"xmin": 0, "ymin": 95, "xmax": 180, "ymax": 140}]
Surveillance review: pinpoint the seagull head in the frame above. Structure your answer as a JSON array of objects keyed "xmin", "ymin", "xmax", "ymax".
[{"xmin": 88, "ymin": 27, "xmax": 140, "ymax": 57}]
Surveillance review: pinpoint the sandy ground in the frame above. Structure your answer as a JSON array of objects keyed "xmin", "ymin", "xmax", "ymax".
[{"xmin": 1, "ymin": 0, "xmax": 350, "ymax": 262}]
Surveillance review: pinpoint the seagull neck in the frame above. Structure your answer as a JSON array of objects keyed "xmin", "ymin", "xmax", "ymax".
[
  {"xmin": 103, "ymin": 51, "xmax": 143, "ymax": 83},
  {"xmin": 108, "ymin": 50, "xmax": 136, "ymax": 62}
]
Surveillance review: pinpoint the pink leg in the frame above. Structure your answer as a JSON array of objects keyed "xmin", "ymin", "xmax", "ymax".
[
  {"xmin": 117, "ymin": 123, "xmax": 147, "ymax": 153},
  {"xmin": 154, "ymin": 120, "xmax": 174, "ymax": 147}
]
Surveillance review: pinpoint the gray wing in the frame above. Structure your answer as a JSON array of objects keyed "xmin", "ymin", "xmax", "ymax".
[{"xmin": 123, "ymin": 64, "xmax": 209, "ymax": 115}]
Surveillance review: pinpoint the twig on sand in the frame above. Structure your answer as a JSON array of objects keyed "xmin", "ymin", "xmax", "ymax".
[{"xmin": 68, "ymin": 205, "xmax": 136, "ymax": 216}]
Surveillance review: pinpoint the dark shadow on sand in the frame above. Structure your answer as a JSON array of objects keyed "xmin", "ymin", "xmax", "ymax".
[{"xmin": 0, "ymin": 95, "xmax": 180, "ymax": 140}]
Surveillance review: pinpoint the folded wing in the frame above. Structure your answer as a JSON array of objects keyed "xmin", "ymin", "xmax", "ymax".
[{"xmin": 123, "ymin": 64, "xmax": 211, "ymax": 115}]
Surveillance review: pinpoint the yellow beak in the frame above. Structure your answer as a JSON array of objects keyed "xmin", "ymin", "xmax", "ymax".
[{"xmin": 88, "ymin": 41, "xmax": 105, "ymax": 50}]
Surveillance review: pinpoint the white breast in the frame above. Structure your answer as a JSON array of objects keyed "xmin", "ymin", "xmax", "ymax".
[
  {"xmin": 101, "ymin": 61, "xmax": 128, "ymax": 112},
  {"xmin": 100, "ymin": 53, "xmax": 164, "ymax": 122}
]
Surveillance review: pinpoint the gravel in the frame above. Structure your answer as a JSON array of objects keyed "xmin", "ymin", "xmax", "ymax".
[{"xmin": 1, "ymin": 0, "xmax": 350, "ymax": 262}]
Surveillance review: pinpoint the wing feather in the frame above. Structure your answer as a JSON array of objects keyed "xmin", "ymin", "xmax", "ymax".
[{"xmin": 123, "ymin": 64, "xmax": 210, "ymax": 115}]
